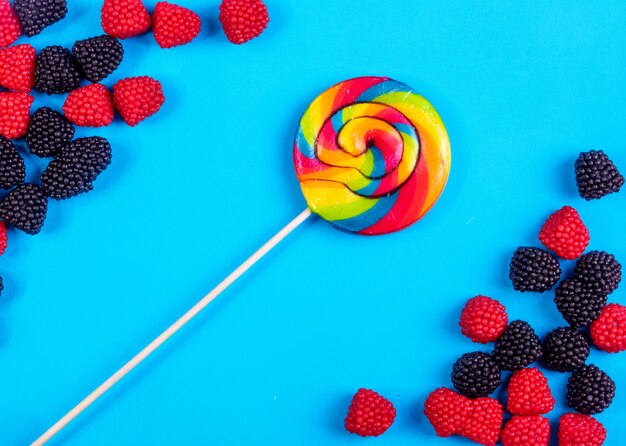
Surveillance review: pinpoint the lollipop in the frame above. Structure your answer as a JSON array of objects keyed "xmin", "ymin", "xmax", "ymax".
[
  {"xmin": 294, "ymin": 76, "xmax": 450, "ymax": 235},
  {"xmin": 34, "ymin": 77, "xmax": 451, "ymax": 444}
]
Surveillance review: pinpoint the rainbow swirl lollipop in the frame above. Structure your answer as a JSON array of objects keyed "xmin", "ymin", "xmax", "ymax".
[
  {"xmin": 293, "ymin": 76, "xmax": 451, "ymax": 235},
  {"xmin": 34, "ymin": 77, "xmax": 453, "ymax": 444}
]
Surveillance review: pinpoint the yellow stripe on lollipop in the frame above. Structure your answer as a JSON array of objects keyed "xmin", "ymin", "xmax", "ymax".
[
  {"xmin": 379, "ymin": 92, "xmax": 450, "ymax": 211},
  {"xmin": 296, "ymin": 167, "xmax": 371, "ymax": 191},
  {"xmin": 300, "ymin": 84, "xmax": 341, "ymax": 148},
  {"xmin": 298, "ymin": 180, "xmax": 379, "ymax": 221}
]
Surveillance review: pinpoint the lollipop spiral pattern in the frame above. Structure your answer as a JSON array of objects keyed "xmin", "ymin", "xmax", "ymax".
[{"xmin": 293, "ymin": 76, "xmax": 451, "ymax": 235}]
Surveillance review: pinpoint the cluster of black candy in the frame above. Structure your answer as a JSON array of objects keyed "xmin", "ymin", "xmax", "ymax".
[
  {"xmin": 0, "ymin": 2, "xmax": 125, "ymax": 296},
  {"xmin": 450, "ymin": 319, "xmax": 543, "ymax": 393},
  {"xmin": 505, "ymin": 151, "xmax": 622, "ymax": 415},
  {"xmin": 41, "ymin": 137, "xmax": 112, "ymax": 200},
  {"xmin": 1, "ymin": 111, "xmax": 114, "ymax": 236},
  {"xmin": 453, "ymin": 150, "xmax": 623, "ymax": 417},
  {"xmin": 452, "ymin": 272, "xmax": 617, "ymax": 414},
  {"xmin": 34, "ymin": 35, "xmax": 123, "ymax": 95}
]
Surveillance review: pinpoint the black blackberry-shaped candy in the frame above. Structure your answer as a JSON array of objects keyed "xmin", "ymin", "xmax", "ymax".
[
  {"xmin": 73, "ymin": 35, "xmax": 123, "ymax": 83},
  {"xmin": 25, "ymin": 107, "xmax": 75, "ymax": 157},
  {"xmin": 451, "ymin": 351, "xmax": 501, "ymax": 398},
  {"xmin": 0, "ymin": 183, "xmax": 47, "ymax": 234},
  {"xmin": 542, "ymin": 327, "xmax": 589, "ymax": 372},
  {"xmin": 0, "ymin": 275, "xmax": 3, "ymax": 295},
  {"xmin": 567, "ymin": 365, "xmax": 616, "ymax": 414},
  {"xmin": 555, "ymin": 277, "xmax": 607, "ymax": 328},
  {"xmin": 14, "ymin": 0, "xmax": 67, "ymax": 37},
  {"xmin": 509, "ymin": 247, "xmax": 561, "ymax": 292},
  {"xmin": 34, "ymin": 46, "xmax": 81, "ymax": 95},
  {"xmin": 42, "ymin": 167, "xmax": 94, "ymax": 200},
  {"xmin": 573, "ymin": 251, "xmax": 621, "ymax": 295},
  {"xmin": 575, "ymin": 150, "xmax": 624, "ymax": 200},
  {"xmin": 0, "ymin": 136, "xmax": 25, "ymax": 189},
  {"xmin": 492, "ymin": 320, "xmax": 542, "ymax": 371},
  {"xmin": 41, "ymin": 136, "xmax": 112, "ymax": 200},
  {"xmin": 58, "ymin": 137, "xmax": 111, "ymax": 181}
]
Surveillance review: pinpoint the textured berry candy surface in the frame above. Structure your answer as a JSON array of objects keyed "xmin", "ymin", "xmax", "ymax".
[
  {"xmin": 219, "ymin": 0, "xmax": 269, "ymax": 44},
  {"xmin": 0, "ymin": 44, "xmax": 36, "ymax": 92},
  {"xmin": 34, "ymin": 45, "xmax": 81, "ymax": 95},
  {"xmin": 451, "ymin": 351, "xmax": 501, "ymax": 398},
  {"xmin": 591, "ymin": 303, "xmax": 626, "ymax": 353},
  {"xmin": 501, "ymin": 415, "xmax": 550, "ymax": 446},
  {"xmin": 73, "ymin": 35, "xmax": 123, "ymax": 83},
  {"xmin": 424, "ymin": 387, "xmax": 471, "ymax": 437},
  {"xmin": 507, "ymin": 368, "xmax": 555, "ymax": 416},
  {"xmin": 509, "ymin": 247, "xmax": 561, "ymax": 292},
  {"xmin": 113, "ymin": 76, "xmax": 165, "ymax": 126},
  {"xmin": 567, "ymin": 364, "xmax": 615, "ymax": 415},
  {"xmin": 554, "ymin": 277, "xmax": 607, "ymax": 328},
  {"xmin": 575, "ymin": 150, "xmax": 624, "ymax": 200},
  {"xmin": 14, "ymin": 0, "xmax": 67, "ymax": 37},
  {"xmin": 538, "ymin": 206, "xmax": 589, "ymax": 260},
  {"xmin": 459, "ymin": 295, "xmax": 508, "ymax": 343},
  {"xmin": 101, "ymin": 0, "xmax": 151, "ymax": 39},
  {"xmin": 344, "ymin": 388, "xmax": 396, "ymax": 437},
  {"xmin": 25, "ymin": 107, "xmax": 74, "ymax": 157},
  {"xmin": 0, "ymin": 91, "xmax": 33, "ymax": 139},
  {"xmin": 41, "ymin": 136, "xmax": 112, "ymax": 200},
  {"xmin": 0, "ymin": 0, "xmax": 21, "ymax": 47},
  {"xmin": 0, "ymin": 135, "xmax": 26, "ymax": 189},
  {"xmin": 574, "ymin": 250, "xmax": 621, "ymax": 295},
  {"xmin": 0, "ymin": 221, "xmax": 7, "ymax": 255},
  {"xmin": 492, "ymin": 320, "xmax": 542, "ymax": 371},
  {"xmin": 153, "ymin": 2, "xmax": 201, "ymax": 48},
  {"xmin": 459, "ymin": 397, "xmax": 503, "ymax": 446},
  {"xmin": 558, "ymin": 413, "xmax": 606, "ymax": 446},
  {"xmin": 542, "ymin": 327, "xmax": 589, "ymax": 372},
  {"xmin": 63, "ymin": 83, "xmax": 114, "ymax": 127},
  {"xmin": 0, "ymin": 183, "xmax": 47, "ymax": 234}
]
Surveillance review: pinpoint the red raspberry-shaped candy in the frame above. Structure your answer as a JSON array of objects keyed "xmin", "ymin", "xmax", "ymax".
[
  {"xmin": 0, "ymin": 0, "xmax": 21, "ymax": 47},
  {"xmin": 152, "ymin": 2, "xmax": 201, "ymax": 49},
  {"xmin": 113, "ymin": 76, "xmax": 165, "ymax": 126},
  {"xmin": 63, "ymin": 83, "xmax": 114, "ymax": 127},
  {"xmin": 460, "ymin": 295, "xmax": 508, "ymax": 343},
  {"xmin": 558, "ymin": 413, "xmax": 606, "ymax": 446},
  {"xmin": 501, "ymin": 415, "xmax": 550, "ymax": 446},
  {"xmin": 101, "ymin": 0, "xmax": 151, "ymax": 39},
  {"xmin": 0, "ymin": 44, "xmax": 35, "ymax": 92},
  {"xmin": 424, "ymin": 387, "xmax": 471, "ymax": 437},
  {"xmin": 344, "ymin": 388, "xmax": 396, "ymax": 437},
  {"xmin": 591, "ymin": 303, "xmax": 626, "ymax": 353},
  {"xmin": 0, "ymin": 92, "xmax": 33, "ymax": 139},
  {"xmin": 539, "ymin": 206, "xmax": 589, "ymax": 260},
  {"xmin": 219, "ymin": 0, "xmax": 269, "ymax": 44},
  {"xmin": 459, "ymin": 397, "xmax": 503, "ymax": 446},
  {"xmin": 0, "ymin": 221, "xmax": 7, "ymax": 255},
  {"xmin": 507, "ymin": 367, "xmax": 555, "ymax": 416}
]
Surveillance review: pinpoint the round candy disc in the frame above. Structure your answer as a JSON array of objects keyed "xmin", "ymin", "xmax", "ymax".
[{"xmin": 293, "ymin": 76, "xmax": 451, "ymax": 235}]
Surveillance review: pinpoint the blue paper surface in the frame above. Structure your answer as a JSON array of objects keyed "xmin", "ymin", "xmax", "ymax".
[{"xmin": 1, "ymin": 1, "xmax": 625, "ymax": 444}]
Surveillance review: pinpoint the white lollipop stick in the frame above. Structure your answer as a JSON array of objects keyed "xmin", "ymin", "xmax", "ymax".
[{"xmin": 31, "ymin": 208, "xmax": 313, "ymax": 446}]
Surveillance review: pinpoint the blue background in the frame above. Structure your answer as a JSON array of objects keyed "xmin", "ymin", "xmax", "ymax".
[{"xmin": 1, "ymin": 0, "xmax": 625, "ymax": 444}]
